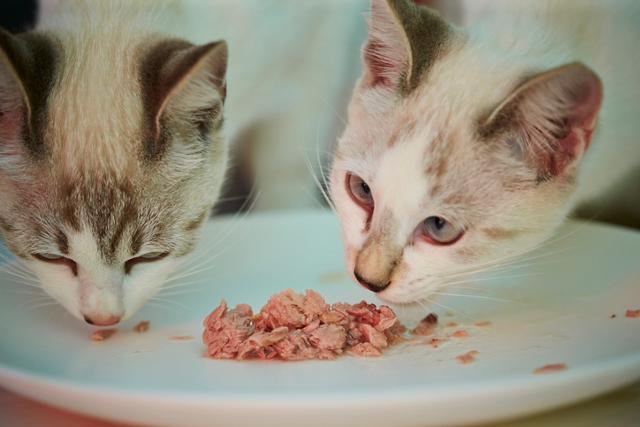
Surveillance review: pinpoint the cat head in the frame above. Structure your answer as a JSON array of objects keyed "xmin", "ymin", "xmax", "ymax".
[
  {"xmin": 0, "ymin": 21, "xmax": 228, "ymax": 325},
  {"xmin": 330, "ymin": 0, "xmax": 602, "ymax": 304}
]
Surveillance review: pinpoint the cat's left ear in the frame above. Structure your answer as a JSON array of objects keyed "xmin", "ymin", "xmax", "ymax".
[
  {"xmin": 480, "ymin": 62, "xmax": 603, "ymax": 179},
  {"xmin": 363, "ymin": 0, "xmax": 453, "ymax": 93},
  {"xmin": 141, "ymin": 39, "xmax": 228, "ymax": 159}
]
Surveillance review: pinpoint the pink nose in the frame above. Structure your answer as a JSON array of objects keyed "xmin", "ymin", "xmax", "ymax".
[{"xmin": 83, "ymin": 315, "xmax": 121, "ymax": 326}]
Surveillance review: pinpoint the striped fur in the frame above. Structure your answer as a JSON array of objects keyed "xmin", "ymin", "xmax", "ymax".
[{"xmin": 0, "ymin": 1, "xmax": 228, "ymax": 323}]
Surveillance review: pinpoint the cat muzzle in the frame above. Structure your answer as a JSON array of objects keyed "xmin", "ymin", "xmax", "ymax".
[
  {"xmin": 83, "ymin": 314, "xmax": 122, "ymax": 326},
  {"xmin": 354, "ymin": 270, "xmax": 390, "ymax": 293}
]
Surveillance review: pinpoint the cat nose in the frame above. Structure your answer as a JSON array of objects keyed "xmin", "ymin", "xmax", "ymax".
[
  {"xmin": 83, "ymin": 314, "xmax": 121, "ymax": 326},
  {"xmin": 354, "ymin": 270, "xmax": 390, "ymax": 293}
]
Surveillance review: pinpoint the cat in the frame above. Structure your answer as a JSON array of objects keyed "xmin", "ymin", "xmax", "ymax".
[
  {"xmin": 0, "ymin": 0, "xmax": 367, "ymax": 325},
  {"xmin": 0, "ymin": 0, "xmax": 229, "ymax": 326},
  {"xmin": 329, "ymin": 0, "xmax": 640, "ymax": 304}
]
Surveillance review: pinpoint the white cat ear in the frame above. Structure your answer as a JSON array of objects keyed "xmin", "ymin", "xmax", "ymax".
[
  {"xmin": 480, "ymin": 62, "xmax": 603, "ymax": 179},
  {"xmin": 363, "ymin": 0, "xmax": 452, "ymax": 93},
  {"xmin": 140, "ymin": 39, "xmax": 228, "ymax": 159}
]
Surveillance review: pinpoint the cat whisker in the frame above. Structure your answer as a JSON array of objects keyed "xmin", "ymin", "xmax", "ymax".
[
  {"xmin": 420, "ymin": 297, "xmax": 469, "ymax": 320},
  {"xmin": 315, "ymin": 132, "xmax": 337, "ymax": 212},
  {"xmin": 158, "ymin": 279, "xmax": 206, "ymax": 292},
  {"xmin": 301, "ymin": 130, "xmax": 337, "ymax": 214},
  {"xmin": 148, "ymin": 297, "xmax": 189, "ymax": 313},
  {"xmin": 0, "ymin": 256, "xmax": 36, "ymax": 277},
  {"xmin": 0, "ymin": 268, "xmax": 40, "ymax": 284},
  {"xmin": 440, "ymin": 272, "xmax": 545, "ymax": 288},
  {"xmin": 295, "ymin": 183, "xmax": 328, "ymax": 209},
  {"xmin": 3, "ymin": 287, "xmax": 46, "ymax": 296},
  {"xmin": 165, "ymin": 263, "xmax": 219, "ymax": 284},
  {"xmin": 1, "ymin": 278, "xmax": 41, "ymax": 290},
  {"xmin": 176, "ymin": 183, "xmax": 260, "ymax": 275},
  {"xmin": 0, "ymin": 263, "xmax": 34, "ymax": 278},
  {"xmin": 435, "ymin": 246, "xmax": 571, "ymax": 281},
  {"xmin": 24, "ymin": 301, "xmax": 61, "ymax": 312},
  {"xmin": 432, "ymin": 291, "xmax": 520, "ymax": 304},
  {"xmin": 171, "ymin": 189, "xmax": 262, "ymax": 280},
  {"xmin": 157, "ymin": 288, "xmax": 206, "ymax": 298}
]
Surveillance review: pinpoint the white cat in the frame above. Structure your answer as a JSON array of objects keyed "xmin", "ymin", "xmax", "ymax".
[{"xmin": 330, "ymin": 0, "xmax": 639, "ymax": 304}]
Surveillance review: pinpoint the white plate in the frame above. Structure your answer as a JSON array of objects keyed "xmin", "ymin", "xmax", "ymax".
[{"xmin": 0, "ymin": 211, "xmax": 639, "ymax": 427}]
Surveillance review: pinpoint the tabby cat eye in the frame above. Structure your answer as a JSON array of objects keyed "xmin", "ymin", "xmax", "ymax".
[
  {"xmin": 32, "ymin": 253, "xmax": 79, "ymax": 276},
  {"xmin": 124, "ymin": 252, "xmax": 170, "ymax": 275}
]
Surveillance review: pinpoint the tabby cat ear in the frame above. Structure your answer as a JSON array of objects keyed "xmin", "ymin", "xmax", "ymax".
[
  {"xmin": 0, "ymin": 28, "xmax": 57, "ymax": 156},
  {"xmin": 480, "ymin": 62, "xmax": 603, "ymax": 179},
  {"xmin": 141, "ymin": 39, "xmax": 228, "ymax": 159},
  {"xmin": 363, "ymin": 0, "xmax": 452, "ymax": 93},
  {"xmin": 0, "ymin": 28, "xmax": 33, "ymax": 146}
]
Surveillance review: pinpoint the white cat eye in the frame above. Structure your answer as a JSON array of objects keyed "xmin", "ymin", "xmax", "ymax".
[
  {"xmin": 124, "ymin": 252, "xmax": 170, "ymax": 275},
  {"xmin": 420, "ymin": 216, "xmax": 464, "ymax": 245},
  {"xmin": 32, "ymin": 253, "xmax": 79, "ymax": 276},
  {"xmin": 346, "ymin": 173, "xmax": 374, "ymax": 212}
]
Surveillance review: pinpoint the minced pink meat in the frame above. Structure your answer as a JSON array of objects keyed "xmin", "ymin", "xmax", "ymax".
[
  {"xmin": 202, "ymin": 289, "xmax": 404, "ymax": 361},
  {"xmin": 411, "ymin": 313, "xmax": 438, "ymax": 336}
]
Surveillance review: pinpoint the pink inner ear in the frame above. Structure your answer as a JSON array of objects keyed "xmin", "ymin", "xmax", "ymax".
[
  {"xmin": 363, "ymin": 40, "xmax": 398, "ymax": 88},
  {"xmin": 0, "ymin": 109, "xmax": 24, "ymax": 143},
  {"xmin": 567, "ymin": 72, "xmax": 603, "ymax": 151},
  {"xmin": 362, "ymin": 0, "xmax": 410, "ymax": 89},
  {"xmin": 520, "ymin": 64, "xmax": 603, "ymax": 178}
]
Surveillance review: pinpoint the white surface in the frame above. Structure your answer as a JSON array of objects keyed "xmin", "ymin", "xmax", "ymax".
[{"xmin": 0, "ymin": 211, "xmax": 639, "ymax": 427}]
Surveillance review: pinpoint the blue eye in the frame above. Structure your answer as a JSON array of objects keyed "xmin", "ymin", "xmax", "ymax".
[
  {"xmin": 421, "ymin": 216, "xmax": 464, "ymax": 245},
  {"xmin": 346, "ymin": 173, "xmax": 374, "ymax": 212}
]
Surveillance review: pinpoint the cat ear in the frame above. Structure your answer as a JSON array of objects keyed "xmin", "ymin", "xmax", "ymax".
[
  {"xmin": 0, "ymin": 28, "xmax": 32, "ymax": 146},
  {"xmin": 141, "ymin": 39, "xmax": 228, "ymax": 159},
  {"xmin": 363, "ymin": 0, "xmax": 452, "ymax": 93},
  {"xmin": 0, "ymin": 28, "xmax": 57, "ymax": 158},
  {"xmin": 480, "ymin": 62, "xmax": 603, "ymax": 179}
]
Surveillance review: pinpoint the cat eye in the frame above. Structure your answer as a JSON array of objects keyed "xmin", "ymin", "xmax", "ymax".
[
  {"xmin": 124, "ymin": 252, "xmax": 170, "ymax": 274},
  {"xmin": 346, "ymin": 173, "xmax": 374, "ymax": 212},
  {"xmin": 32, "ymin": 253, "xmax": 78, "ymax": 276},
  {"xmin": 420, "ymin": 216, "xmax": 464, "ymax": 245}
]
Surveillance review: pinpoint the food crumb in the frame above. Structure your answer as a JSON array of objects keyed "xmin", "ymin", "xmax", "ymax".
[
  {"xmin": 451, "ymin": 329, "xmax": 469, "ymax": 338},
  {"xmin": 445, "ymin": 322, "xmax": 458, "ymax": 328},
  {"xmin": 170, "ymin": 335, "xmax": 195, "ymax": 341},
  {"xmin": 533, "ymin": 363, "xmax": 568, "ymax": 374},
  {"xmin": 456, "ymin": 350, "xmax": 479, "ymax": 364},
  {"xmin": 474, "ymin": 321, "xmax": 492, "ymax": 327},
  {"xmin": 428, "ymin": 337, "xmax": 448, "ymax": 348},
  {"xmin": 412, "ymin": 313, "xmax": 438, "ymax": 336},
  {"xmin": 625, "ymin": 309, "xmax": 640, "ymax": 318},
  {"xmin": 133, "ymin": 321, "xmax": 150, "ymax": 333},
  {"xmin": 91, "ymin": 329, "xmax": 117, "ymax": 342},
  {"xmin": 609, "ymin": 314, "xmax": 617, "ymax": 319}
]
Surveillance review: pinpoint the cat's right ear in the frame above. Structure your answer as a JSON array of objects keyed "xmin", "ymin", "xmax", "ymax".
[
  {"xmin": 140, "ymin": 39, "xmax": 228, "ymax": 160},
  {"xmin": 363, "ymin": 0, "xmax": 453, "ymax": 94}
]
